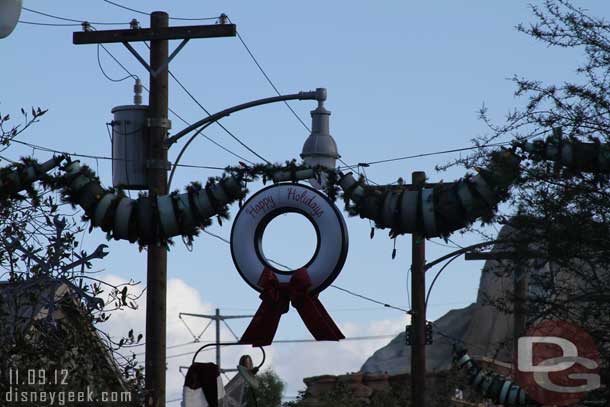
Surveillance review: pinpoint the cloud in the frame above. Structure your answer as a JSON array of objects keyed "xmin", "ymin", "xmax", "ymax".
[
  {"xmin": 98, "ymin": 275, "xmax": 219, "ymax": 402},
  {"xmin": 267, "ymin": 315, "xmax": 408, "ymax": 396},
  {"xmin": 96, "ymin": 275, "xmax": 407, "ymax": 402}
]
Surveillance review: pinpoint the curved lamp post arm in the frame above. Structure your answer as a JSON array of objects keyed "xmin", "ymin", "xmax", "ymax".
[
  {"xmin": 423, "ymin": 240, "xmax": 500, "ymax": 311},
  {"xmin": 167, "ymin": 121, "xmax": 215, "ymax": 189},
  {"xmin": 423, "ymin": 240, "xmax": 499, "ymax": 272},
  {"xmin": 166, "ymin": 89, "xmax": 325, "ymax": 147}
]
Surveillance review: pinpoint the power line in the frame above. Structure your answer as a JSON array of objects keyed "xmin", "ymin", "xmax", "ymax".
[
  {"xmin": 339, "ymin": 142, "xmax": 512, "ymax": 169},
  {"xmin": 134, "ymin": 41, "xmax": 266, "ymax": 165},
  {"xmin": 23, "ymin": 7, "xmax": 128, "ymax": 25},
  {"xmin": 18, "ymin": 20, "xmax": 82, "ymax": 27},
  {"xmin": 166, "ymin": 68, "xmax": 269, "ymax": 164},
  {"xmin": 97, "ymin": 44, "xmax": 134, "ymax": 82},
  {"xmin": 101, "ymin": 0, "xmax": 149, "ymax": 16},
  {"xmin": 272, "ymin": 334, "xmax": 398, "ymax": 343},
  {"xmin": 102, "ymin": 0, "xmax": 150, "ymax": 16},
  {"xmin": 9, "ymin": 138, "xmax": 225, "ymax": 171},
  {"xmin": 330, "ymin": 285, "xmax": 410, "ymax": 314},
  {"xmin": 101, "ymin": 0, "xmax": 220, "ymax": 21},
  {"xmin": 15, "ymin": 18, "xmax": 522, "ymax": 174},
  {"xmin": 96, "ymin": 41, "xmax": 259, "ymax": 166},
  {"xmin": 340, "ymin": 132, "xmax": 549, "ymax": 170},
  {"xmin": 201, "ymin": 228, "xmax": 411, "ymax": 314},
  {"xmin": 97, "ymin": 43, "xmax": 139, "ymax": 80},
  {"xmin": 227, "ymin": 16, "xmax": 311, "ymax": 133},
  {"xmin": 146, "ymin": 334, "xmax": 402, "ymax": 361}
]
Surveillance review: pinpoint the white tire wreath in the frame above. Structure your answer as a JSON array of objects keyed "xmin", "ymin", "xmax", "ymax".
[{"xmin": 230, "ymin": 183, "xmax": 349, "ymax": 294}]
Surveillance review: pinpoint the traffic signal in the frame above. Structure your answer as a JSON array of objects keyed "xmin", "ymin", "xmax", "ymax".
[{"xmin": 425, "ymin": 321, "xmax": 433, "ymax": 345}]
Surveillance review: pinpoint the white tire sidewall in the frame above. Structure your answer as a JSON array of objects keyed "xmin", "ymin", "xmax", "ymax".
[{"xmin": 230, "ymin": 183, "xmax": 348, "ymax": 294}]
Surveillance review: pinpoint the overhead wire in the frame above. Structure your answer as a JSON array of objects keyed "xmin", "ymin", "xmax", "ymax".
[
  {"xmin": 339, "ymin": 141, "xmax": 512, "ymax": 169},
  {"xmin": 97, "ymin": 39, "xmax": 262, "ymax": 166},
  {"xmin": 340, "ymin": 131, "xmax": 549, "ymax": 170},
  {"xmin": 165, "ymin": 68, "xmax": 269, "ymax": 164},
  {"xmin": 18, "ymin": 10, "xmax": 258, "ymax": 168},
  {"xmin": 9, "ymin": 138, "xmax": 225, "ymax": 171},
  {"xmin": 97, "ymin": 44, "xmax": 135, "ymax": 82},
  {"xmin": 18, "ymin": 20, "xmax": 82, "ymax": 27},
  {"xmin": 101, "ymin": 0, "xmax": 148, "ymax": 16},
  {"xmin": 23, "ymin": 6, "xmax": 128, "ymax": 25},
  {"xmin": 201, "ymin": 228, "xmax": 411, "ymax": 314},
  {"xmin": 131, "ymin": 332, "xmax": 403, "ymax": 360},
  {"xmin": 17, "ymin": 11, "xmax": 525, "ymax": 174},
  {"xmin": 330, "ymin": 285, "xmax": 410, "ymax": 314},
  {"xmin": 138, "ymin": 41, "xmax": 268, "ymax": 165},
  {"xmin": 101, "ymin": 0, "xmax": 220, "ymax": 21},
  {"xmin": 226, "ymin": 16, "xmax": 311, "ymax": 133}
]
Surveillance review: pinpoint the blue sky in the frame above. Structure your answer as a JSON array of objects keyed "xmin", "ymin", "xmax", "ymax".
[{"xmin": 3, "ymin": 0, "xmax": 608, "ymax": 402}]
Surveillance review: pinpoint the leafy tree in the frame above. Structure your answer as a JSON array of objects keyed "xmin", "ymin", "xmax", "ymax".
[
  {"xmin": 246, "ymin": 369, "xmax": 284, "ymax": 407},
  {"xmin": 0, "ymin": 109, "xmax": 145, "ymax": 404},
  {"xmin": 448, "ymin": 0, "xmax": 610, "ymax": 403}
]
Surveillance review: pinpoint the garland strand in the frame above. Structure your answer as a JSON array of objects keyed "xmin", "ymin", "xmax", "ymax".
[{"xmin": 1, "ymin": 135, "xmax": 608, "ymax": 245}]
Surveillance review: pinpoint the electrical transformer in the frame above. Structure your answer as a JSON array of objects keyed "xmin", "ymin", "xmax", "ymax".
[{"xmin": 111, "ymin": 104, "xmax": 148, "ymax": 189}]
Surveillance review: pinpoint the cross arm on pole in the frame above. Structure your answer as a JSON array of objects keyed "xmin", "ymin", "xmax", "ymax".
[{"xmin": 73, "ymin": 23, "xmax": 236, "ymax": 45}]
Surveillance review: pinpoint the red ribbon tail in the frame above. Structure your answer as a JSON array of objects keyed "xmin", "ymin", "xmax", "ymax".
[
  {"xmin": 239, "ymin": 303, "xmax": 283, "ymax": 346},
  {"xmin": 294, "ymin": 296, "xmax": 345, "ymax": 341},
  {"xmin": 240, "ymin": 268, "xmax": 289, "ymax": 346}
]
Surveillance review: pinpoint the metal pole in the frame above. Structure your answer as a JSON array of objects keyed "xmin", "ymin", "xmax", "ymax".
[
  {"xmin": 513, "ymin": 263, "xmax": 528, "ymax": 365},
  {"xmin": 145, "ymin": 11, "xmax": 169, "ymax": 407},
  {"xmin": 215, "ymin": 308, "xmax": 221, "ymax": 368},
  {"xmin": 411, "ymin": 171, "xmax": 427, "ymax": 407}
]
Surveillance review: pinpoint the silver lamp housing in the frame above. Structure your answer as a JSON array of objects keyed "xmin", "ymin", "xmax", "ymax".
[{"xmin": 300, "ymin": 88, "xmax": 340, "ymax": 189}]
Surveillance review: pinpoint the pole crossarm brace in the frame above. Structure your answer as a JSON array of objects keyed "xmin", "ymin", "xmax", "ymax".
[
  {"xmin": 122, "ymin": 38, "xmax": 190, "ymax": 77},
  {"xmin": 73, "ymin": 23, "xmax": 236, "ymax": 44},
  {"xmin": 167, "ymin": 89, "xmax": 326, "ymax": 146}
]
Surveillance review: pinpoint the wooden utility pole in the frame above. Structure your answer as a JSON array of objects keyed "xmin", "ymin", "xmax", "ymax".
[
  {"xmin": 146, "ymin": 12, "xmax": 169, "ymax": 407},
  {"xmin": 411, "ymin": 171, "xmax": 427, "ymax": 407},
  {"xmin": 74, "ymin": 16, "xmax": 236, "ymax": 407}
]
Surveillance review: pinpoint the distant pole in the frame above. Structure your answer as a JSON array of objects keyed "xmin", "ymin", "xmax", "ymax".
[
  {"xmin": 145, "ymin": 11, "xmax": 169, "ymax": 407},
  {"xmin": 513, "ymin": 262, "xmax": 528, "ymax": 365},
  {"xmin": 216, "ymin": 308, "xmax": 221, "ymax": 368},
  {"xmin": 179, "ymin": 310, "xmax": 253, "ymax": 373},
  {"xmin": 411, "ymin": 171, "xmax": 427, "ymax": 407}
]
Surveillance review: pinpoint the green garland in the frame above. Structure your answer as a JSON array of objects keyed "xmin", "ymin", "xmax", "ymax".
[{"xmin": 5, "ymin": 138, "xmax": 601, "ymax": 245}]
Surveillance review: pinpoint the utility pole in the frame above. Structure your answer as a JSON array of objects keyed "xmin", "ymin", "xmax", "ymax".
[
  {"xmin": 179, "ymin": 310, "xmax": 253, "ymax": 373},
  {"xmin": 513, "ymin": 262, "xmax": 528, "ymax": 362},
  {"xmin": 411, "ymin": 171, "xmax": 427, "ymax": 407},
  {"xmin": 147, "ymin": 12, "xmax": 169, "ymax": 407},
  {"xmin": 216, "ymin": 308, "xmax": 221, "ymax": 368},
  {"xmin": 73, "ymin": 17, "xmax": 236, "ymax": 407}
]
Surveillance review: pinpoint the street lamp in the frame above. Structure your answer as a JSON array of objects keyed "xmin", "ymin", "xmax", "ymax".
[
  {"xmin": 0, "ymin": 0, "xmax": 22, "ymax": 39},
  {"xmin": 300, "ymin": 88, "xmax": 340, "ymax": 189}
]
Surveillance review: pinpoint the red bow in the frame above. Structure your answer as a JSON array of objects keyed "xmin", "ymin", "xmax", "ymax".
[{"xmin": 240, "ymin": 268, "xmax": 344, "ymax": 346}]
